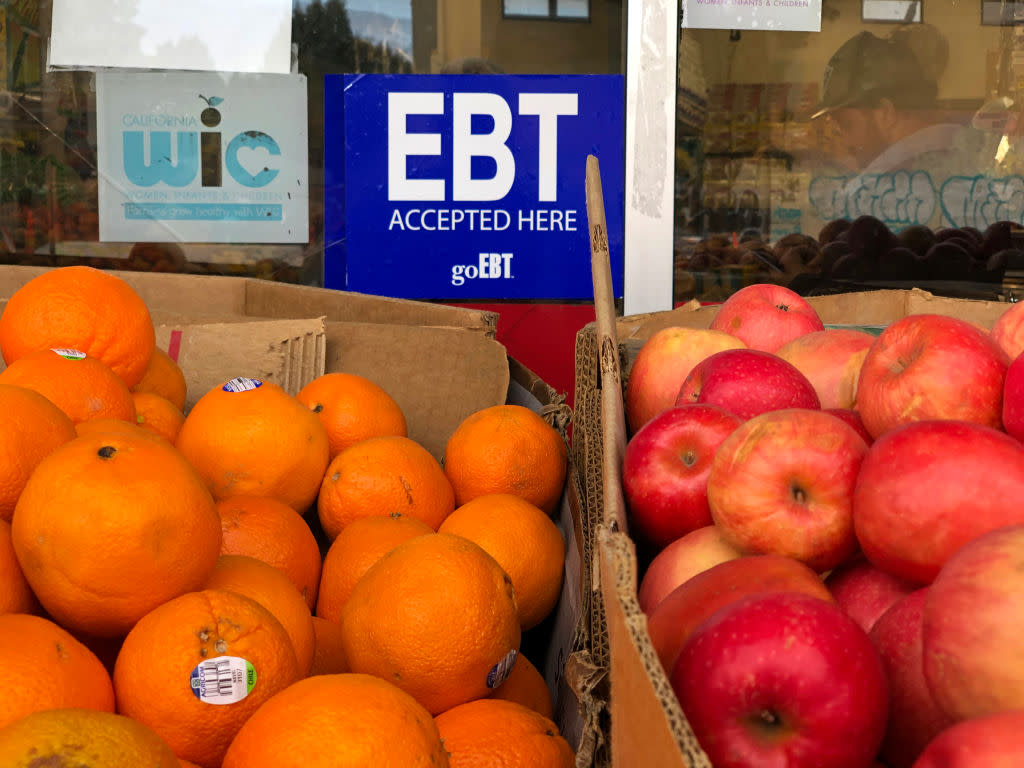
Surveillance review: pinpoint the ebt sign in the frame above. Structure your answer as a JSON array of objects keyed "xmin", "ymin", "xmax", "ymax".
[
  {"xmin": 324, "ymin": 75, "xmax": 625, "ymax": 300},
  {"xmin": 97, "ymin": 71, "xmax": 308, "ymax": 244}
]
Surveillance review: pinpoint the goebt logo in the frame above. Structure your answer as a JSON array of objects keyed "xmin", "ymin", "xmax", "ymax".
[{"xmin": 123, "ymin": 95, "xmax": 280, "ymax": 189}]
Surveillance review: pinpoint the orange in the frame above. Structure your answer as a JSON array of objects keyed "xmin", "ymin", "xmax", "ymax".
[
  {"xmin": 0, "ymin": 265, "xmax": 155, "ymax": 388},
  {"xmin": 0, "ymin": 708, "xmax": 179, "ymax": 767},
  {"xmin": 443, "ymin": 405, "xmax": 567, "ymax": 515},
  {"xmin": 206, "ymin": 554, "xmax": 316, "ymax": 678},
  {"xmin": 0, "ymin": 613, "xmax": 115, "ymax": 730},
  {"xmin": 11, "ymin": 429, "xmax": 222, "ymax": 637},
  {"xmin": 434, "ymin": 698, "xmax": 574, "ymax": 768},
  {"xmin": 310, "ymin": 616, "xmax": 348, "ymax": 676},
  {"xmin": 0, "ymin": 384, "xmax": 76, "ymax": 521},
  {"xmin": 217, "ymin": 495, "xmax": 323, "ymax": 610},
  {"xmin": 75, "ymin": 417, "xmax": 155, "ymax": 440},
  {"xmin": 132, "ymin": 391, "xmax": 185, "ymax": 443},
  {"xmin": 132, "ymin": 346, "xmax": 188, "ymax": 411},
  {"xmin": 297, "ymin": 372, "xmax": 408, "ymax": 459},
  {"xmin": 222, "ymin": 673, "xmax": 450, "ymax": 768},
  {"xmin": 0, "ymin": 348, "xmax": 137, "ymax": 425},
  {"xmin": 317, "ymin": 436, "xmax": 455, "ymax": 541},
  {"xmin": 490, "ymin": 653, "xmax": 554, "ymax": 720},
  {"xmin": 315, "ymin": 513, "xmax": 434, "ymax": 622},
  {"xmin": 180, "ymin": 762, "xmax": 202, "ymax": 768},
  {"xmin": 175, "ymin": 377, "xmax": 330, "ymax": 512},
  {"xmin": 440, "ymin": 493, "xmax": 565, "ymax": 630},
  {"xmin": 339, "ymin": 533, "xmax": 521, "ymax": 715},
  {"xmin": 113, "ymin": 588, "xmax": 301, "ymax": 768},
  {"xmin": 0, "ymin": 521, "xmax": 36, "ymax": 615}
]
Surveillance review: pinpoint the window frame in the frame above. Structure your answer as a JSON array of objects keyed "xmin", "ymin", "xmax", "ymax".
[{"xmin": 501, "ymin": 0, "xmax": 592, "ymax": 23}]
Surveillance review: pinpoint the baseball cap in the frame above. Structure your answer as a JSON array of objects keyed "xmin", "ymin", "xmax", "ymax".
[{"xmin": 811, "ymin": 31, "xmax": 932, "ymax": 119}]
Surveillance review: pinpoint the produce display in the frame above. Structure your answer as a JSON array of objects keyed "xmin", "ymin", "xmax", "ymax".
[
  {"xmin": 623, "ymin": 281, "xmax": 1024, "ymax": 768},
  {"xmin": 0, "ymin": 266, "xmax": 573, "ymax": 768}
]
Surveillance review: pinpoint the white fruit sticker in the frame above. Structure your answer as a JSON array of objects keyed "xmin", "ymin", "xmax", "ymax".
[
  {"xmin": 222, "ymin": 377, "xmax": 263, "ymax": 393},
  {"xmin": 50, "ymin": 348, "xmax": 86, "ymax": 360},
  {"xmin": 189, "ymin": 656, "xmax": 256, "ymax": 705},
  {"xmin": 486, "ymin": 649, "xmax": 518, "ymax": 689}
]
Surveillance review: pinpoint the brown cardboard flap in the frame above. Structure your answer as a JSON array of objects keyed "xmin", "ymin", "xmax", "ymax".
[
  {"xmin": 322, "ymin": 322, "xmax": 509, "ymax": 461},
  {"xmin": 600, "ymin": 528, "xmax": 710, "ymax": 768},
  {"xmin": 156, "ymin": 318, "xmax": 326, "ymax": 411}
]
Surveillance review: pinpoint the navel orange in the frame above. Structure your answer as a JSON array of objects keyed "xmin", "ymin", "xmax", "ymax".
[
  {"xmin": 132, "ymin": 346, "xmax": 187, "ymax": 411},
  {"xmin": 297, "ymin": 372, "xmax": 407, "ymax": 459},
  {"xmin": 0, "ymin": 521, "xmax": 35, "ymax": 615},
  {"xmin": 132, "ymin": 391, "xmax": 185, "ymax": 443}
]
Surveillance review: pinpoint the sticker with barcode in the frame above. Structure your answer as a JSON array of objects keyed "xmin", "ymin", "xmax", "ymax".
[
  {"xmin": 50, "ymin": 348, "xmax": 86, "ymax": 360},
  {"xmin": 486, "ymin": 648, "xmax": 518, "ymax": 689},
  {"xmin": 222, "ymin": 377, "xmax": 263, "ymax": 393},
  {"xmin": 189, "ymin": 656, "xmax": 256, "ymax": 705}
]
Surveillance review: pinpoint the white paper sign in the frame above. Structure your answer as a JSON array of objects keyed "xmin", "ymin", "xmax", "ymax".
[
  {"xmin": 681, "ymin": 0, "xmax": 821, "ymax": 31},
  {"xmin": 49, "ymin": 0, "xmax": 292, "ymax": 74},
  {"xmin": 96, "ymin": 71, "xmax": 308, "ymax": 244}
]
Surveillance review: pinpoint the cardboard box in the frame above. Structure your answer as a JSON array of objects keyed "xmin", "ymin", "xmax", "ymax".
[
  {"xmin": 0, "ymin": 266, "xmax": 601, "ymax": 762},
  {"xmin": 574, "ymin": 281, "xmax": 1013, "ymax": 768}
]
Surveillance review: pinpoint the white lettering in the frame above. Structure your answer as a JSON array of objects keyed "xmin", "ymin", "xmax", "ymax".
[
  {"xmin": 388, "ymin": 92, "xmax": 444, "ymax": 201},
  {"xmin": 453, "ymin": 93, "xmax": 515, "ymax": 202},
  {"xmin": 518, "ymin": 93, "xmax": 578, "ymax": 202}
]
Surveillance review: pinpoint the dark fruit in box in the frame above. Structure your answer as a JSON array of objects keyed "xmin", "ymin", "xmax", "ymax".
[
  {"xmin": 819, "ymin": 218, "xmax": 852, "ymax": 245},
  {"xmin": 847, "ymin": 216, "xmax": 897, "ymax": 260},
  {"xmin": 986, "ymin": 248, "xmax": 1019, "ymax": 283},
  {"xmin": 832, "ymin": 253, "xmax": 875, "ymax": 281},
  {"xmin": 918, "ymin": 242, "xmax": 972, "ymax": 281},
  {"xmin": 981, "ymin": 221, "xmax": 1015, "ymax": 258},
  {"xmin": 820, "ymin": 241, "xmax": 851, "ymax": 276},
  {"xmin": 878, "ymin": 247, "xmax": 918, "ymax": 281},
  {"xmin": 896, "ymin": 225, "xmax": 936, "ymax": 258}
]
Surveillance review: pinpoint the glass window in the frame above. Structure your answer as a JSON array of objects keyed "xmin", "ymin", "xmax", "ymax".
[
  {"xmin": 503, "ymin": 0, "xmax": 590, "ymax": 19},
  {"xmin": 673, "ymin": 1, "xmax": 1021, "ymax": 305}
]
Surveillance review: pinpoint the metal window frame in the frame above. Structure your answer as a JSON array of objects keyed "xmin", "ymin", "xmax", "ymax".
[{"xmin": 501, "ymin": 0, "xmax": 592, "ymax": 22}]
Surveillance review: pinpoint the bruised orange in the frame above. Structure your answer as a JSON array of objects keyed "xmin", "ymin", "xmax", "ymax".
[
  {"xmin": 0, "ymin": 383, "xmax": 76, "ymax": 521},
  {"xmin": 217, "ymin": 495, "xmax": 323, "ymax": 610},
  {"xmin": 297, "ymin": 372, "xmax": 408, "ymax": 459},
  {"xmin": 339, "ymin": 533, "xmax": 521, "ymax": 714},
  {"xmin": 0, "ymin": 348, "xmax": 136, "ymax": 425},
  {"xmin": 113, "ymin": 588, "xmax": 300, "ymax": 768},
  {"xmin": 0, "ymin": 613, "xmax": 115, "ymax": 730},
  {"xmin": 443, "ymin": 405, "xmax": 567, "ymax": 514},
  {"xmin": 0, "ymin": 265, "xmax": 155, "ymax": 388},
  {"xmin": 132, "ymin": 346, "xmax": 187, "ymax": 411},
  {"xmin": 11, "ymin": 429, "xmax": 221, "ymax": 637},
  {"xmin": 222, "ymin": 674, "xmax": 450, "ymax": 768},
  {"xmin": 315, "ymin": 513, "xmax": 434, "ymax": 623},
  {"xmin": 175, "ymin": 377, "xmax": 330, "ymax": 512},
  {"xmin": 0, "ymin": 708, "xmax": 180, "ymax": 767},
  {"xmin": 317, "ymin": 435, "xmax": 455, "ymax": 541}
]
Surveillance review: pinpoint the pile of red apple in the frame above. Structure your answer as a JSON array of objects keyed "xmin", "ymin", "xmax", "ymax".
[{"xmin": 621, "ymin": 282, "xmax": 1024, "ymax": 768}]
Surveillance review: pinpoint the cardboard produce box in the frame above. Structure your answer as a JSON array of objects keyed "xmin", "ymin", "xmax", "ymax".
[
  {"xmin": 0, "ymin": 265, "xmax": 603, "ymax": 762},
  {"xmin": 574, "ymin": 277, "xmax": 1013, "ymax": 767}
]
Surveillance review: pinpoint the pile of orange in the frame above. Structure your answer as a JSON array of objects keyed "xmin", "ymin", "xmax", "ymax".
[{"xmin": 0, "ymin": 265, "xmax": 574, "ymax": 766}]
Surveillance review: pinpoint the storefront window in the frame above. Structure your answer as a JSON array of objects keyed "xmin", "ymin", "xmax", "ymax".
[
  {"xmin": 674, "ymin": 0, "xmax": 1023, "ymax": 305},
  {"xmin": 0, "ymin": 0, "xmax": 622, "ymax": 285}
]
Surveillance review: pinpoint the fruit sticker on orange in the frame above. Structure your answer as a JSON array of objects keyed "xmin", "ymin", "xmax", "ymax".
[
  {"xmin": 222, "ymin": 377, "xmax": 263, "ymax": 393},
  {"xmin": 189, "ymin": 656, "xmax": 257, "ymax": 705},
  {"xmin": 50, "ymin": 348, "xmax": 86, "ymax": 360},
  {"xmin": 486, "ymin": 649, "xmax": 518, "ymax": 689}
]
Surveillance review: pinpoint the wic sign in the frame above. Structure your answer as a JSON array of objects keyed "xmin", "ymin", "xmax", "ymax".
[{"xmin": 324, "ymin": 74, "xmax": 624, "ymax": 300}]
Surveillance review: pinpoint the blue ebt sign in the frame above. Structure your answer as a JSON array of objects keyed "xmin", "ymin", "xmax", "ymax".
[{"xmin": 324, "ymin": 74, "xmax": 624, "ymax": 300}]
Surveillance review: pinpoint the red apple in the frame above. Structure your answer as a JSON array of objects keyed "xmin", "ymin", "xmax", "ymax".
[
  {"xmin": 824, "ymin": 408, "xmax": 873, "ymax": 445},
  {"xmin": 911, "ymin": 711, "xmax": 1024, "ymax": 768},
  {"xmin": 624, "ymin": 327, "xmax": 745, "ymax": 433},
  {"xmin": 853, "ymin": 420, "xmax": 1024, "ymax": 584},
  {"xmin": 647, "ymin": 554, "xmax": 834, "ymax": 675},
  {"xmin": 708, "ymin": 409, "xmax": 868, "ymax": 571},
  {"xmin": 1003, "ymin": 353, "xmax": 1024, "ymax": 441},
  {"xmin": 826, "ymin": 557, "xmax": 917, "ymax": 634},
  {"xmin": 709, "ymin": 283, "xmax": 826, "ymax": 352},
  {"xmin": 869, "ymin": 588, "xmax": 955, "ymax": 768},
  {"xmin": 856, "ymin": 314, "xmax": 1009, "ymax": 439},
  {"xmin": 676, "ymin": 349, "xmax": 821, "ymax": 420},
  {"xmin": 623, "ymin": 404, "xmax": 741, "ymax": 549},
  {"xmin": 777, "ymin": 329, "xmax": 874, "ymax": 409},
  {"xmin": 637, "ymin": 525, "xmax": 742, "ymax": 614},
  {"xmin": 922, "ymin": 524, "xmax": 1024, "ymax": 721},
  {"xmin": 991, "ymin": 300, "xmax": 1024, "ymax": 361},
  {"xmin": 672, "ymin": 592, "xmax": 889, "ymax": 768}
]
